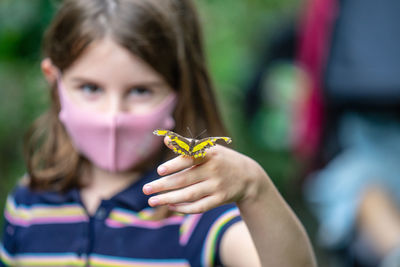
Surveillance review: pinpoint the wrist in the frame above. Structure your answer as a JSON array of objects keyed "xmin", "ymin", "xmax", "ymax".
[{"xmin": 237, "ymin": 158, "xmax": 271, "ymax": 208}]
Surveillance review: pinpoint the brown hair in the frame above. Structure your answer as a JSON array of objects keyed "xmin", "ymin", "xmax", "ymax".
[{"xmin": 25, "ymin": 0, "xmax": 227, "ymax": 192}]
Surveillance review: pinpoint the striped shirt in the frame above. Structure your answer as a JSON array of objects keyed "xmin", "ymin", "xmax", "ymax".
[{"xmin": 0, "ymin": 170, "xmax": 241, "ymax": 267}]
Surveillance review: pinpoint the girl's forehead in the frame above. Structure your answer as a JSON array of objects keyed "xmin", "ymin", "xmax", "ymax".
[{"xmin": 63, "ymin": 38, "xmax": 165, "ymax": 84}]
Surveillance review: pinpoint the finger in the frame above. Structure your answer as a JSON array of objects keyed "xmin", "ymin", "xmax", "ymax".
[
  {"xmin": 143, "ymin": 167, "xmax": 204, "ymax": 195},
  {"xmin": 147, "ymin": 181, "xmax": 213, "ymax": 207},
  {"xmin": 158, "ymin": 151, "xmax": 207, "ymax": 177},
  {"xmin": 168, "ymin": 195, "xmax": 222, "ymax": 214}
]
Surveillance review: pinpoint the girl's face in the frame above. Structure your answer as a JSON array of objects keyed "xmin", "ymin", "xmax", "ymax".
[{"xmin": 60, "ymin": 38, "xmax": 173, "ymax": 115}]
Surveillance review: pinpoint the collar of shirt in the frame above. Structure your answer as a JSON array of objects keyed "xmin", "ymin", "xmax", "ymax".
[{"xmin": 37, "ymin": 169, "xmax": 160, "ymax": 212}]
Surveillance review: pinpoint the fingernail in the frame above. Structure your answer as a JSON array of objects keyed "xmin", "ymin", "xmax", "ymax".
[
  {"xmin": 158, "ymin": 165, "xmax": 167, "ymax": 175},
  {"xmin": 143, "ymin": 184, "xmax": 152, "ymax": 194},
  {"xmin": 149, "ymin": 197, "xmax": 159, "ymax": 206}
]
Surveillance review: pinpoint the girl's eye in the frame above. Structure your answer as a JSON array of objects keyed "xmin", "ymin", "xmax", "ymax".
[
  {"xmin": 79, "ymin": 84, "xmax": 102, "ymax": 95},
  {"xmin": 128, "ymin": 86, "xmax": 153, "ymax": 97}
]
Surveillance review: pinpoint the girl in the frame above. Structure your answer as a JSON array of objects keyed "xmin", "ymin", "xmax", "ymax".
[{"xmin": 0, "ymin": 0, "xmax": 316, "ymax": 266}]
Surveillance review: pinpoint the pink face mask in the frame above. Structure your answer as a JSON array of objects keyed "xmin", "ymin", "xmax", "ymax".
[{"xmin": 57, "ymin": 79, "xmax": 176, "ymax": 173}]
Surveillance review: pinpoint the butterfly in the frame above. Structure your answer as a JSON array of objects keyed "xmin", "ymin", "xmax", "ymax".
[{"xmin": 153, "ymin": 129, "xmax": 232, "ymax": 158}]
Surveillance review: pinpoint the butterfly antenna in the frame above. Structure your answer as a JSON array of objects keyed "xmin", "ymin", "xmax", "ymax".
[
  {"xmin": 195, "ymin": 129, "xmax": 207, "ymax": 139},
  {"xmin": 187, "ymin": 127, "xmax": 194, "ymax": 138}
]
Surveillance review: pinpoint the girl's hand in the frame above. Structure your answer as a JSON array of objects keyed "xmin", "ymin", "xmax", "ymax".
[
  {"xmin": 142, "ymin": 137, "xmax": 270, "ymax": 213},
  {"xmin": 142, "ymin": 138, "xmax": 317, "ymax": 267}
]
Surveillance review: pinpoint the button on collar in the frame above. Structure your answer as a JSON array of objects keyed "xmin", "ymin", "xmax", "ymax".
[{"xmin": 95, "ymin": 207, "xmax": 107, "ymax": 220}]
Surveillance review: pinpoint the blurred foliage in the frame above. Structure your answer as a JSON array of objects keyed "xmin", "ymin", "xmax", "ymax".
[
  {"xmin": 0, "ymin": 0, "xmax": 301, "ymax": 210},
  {"xmin": 0, "ymin": 0, "xmax": 54, "ymax": 206}
]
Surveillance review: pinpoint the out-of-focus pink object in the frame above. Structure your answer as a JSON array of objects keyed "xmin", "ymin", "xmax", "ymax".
[{"xmin": 293, "ymin": 0, "xmax": 338, "ymax": 159}]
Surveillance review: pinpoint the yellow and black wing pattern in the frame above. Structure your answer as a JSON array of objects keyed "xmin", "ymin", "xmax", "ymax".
[{"xmin": 153, "ymin": 129, "xmax": 232, "ymax": 158}]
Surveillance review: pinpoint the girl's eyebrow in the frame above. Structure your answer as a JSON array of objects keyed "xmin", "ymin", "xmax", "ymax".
[
  {"xmin": 71, "ymin": 77, "xmax": 166, "ymax": 87},
  {"xmin": 71, "ymin": 77, "xmax": 100, "ymax": 84}
]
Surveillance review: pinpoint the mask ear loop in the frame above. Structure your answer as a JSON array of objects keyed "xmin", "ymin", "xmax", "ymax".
[
  {"xmin": 55, "ymin": 70, "xmax": 74, "ymax": 111},
  {"xmin": 55, "ymin": 70, "xmax": 66, "ymax": 108},
  {"xmin": 55, "ymin": 69, "xmax": 63, "ymax": 92}
]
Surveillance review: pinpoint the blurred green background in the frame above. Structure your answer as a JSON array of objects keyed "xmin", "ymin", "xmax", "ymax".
[{"xmin": 0, "ymin": 0, "xmax": 310, "ymax": 241}]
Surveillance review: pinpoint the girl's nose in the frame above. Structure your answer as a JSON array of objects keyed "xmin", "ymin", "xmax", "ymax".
[{"xmin": 108, "ymin": 93, "xmax": 127, "ymax": 115}]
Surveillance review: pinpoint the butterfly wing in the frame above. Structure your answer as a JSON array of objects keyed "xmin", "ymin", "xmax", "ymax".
[
  {"xmin": 154, "ymin": 130, "xmax": 232, "ymax": 158},
  {"xmin": 153, "ymin": 129, "xmax": 170, "ymax": 137},
  {"xmin": 153, "ymin": 129, "xmax": 191, "ymax": 156},
  {"xmin": 191, "ymin": 137, "xmax": 232, "ymax": 158}
]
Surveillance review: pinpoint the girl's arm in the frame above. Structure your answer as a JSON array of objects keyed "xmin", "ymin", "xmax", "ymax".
[
  {"xmin": 220, "ymin": 158, "xmax": 316, "ymax": 266},
  {"xmin": 143, "ymin": 142, "xmax": 316, "ymax": 266}
]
